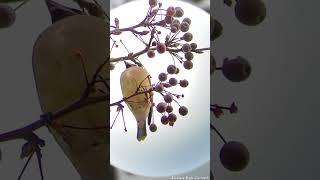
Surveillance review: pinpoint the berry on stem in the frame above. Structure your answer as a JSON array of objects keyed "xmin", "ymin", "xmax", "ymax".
[
  {"xmin": 174, "ymin": 7, "xmax": 184, "ymax": 17},
  {"xmin": 166, "ymin": 105, "xmax": 173, "ymax": 113},
  {"xmin": 190, "ymin": 43, "xmax": 197, "ymax": 50},
  {"xmin": 0, "ymin": 5, "xmax": 15, "ymax": 28},
  {"xmin": 235, "ymin": 0, "xmax": 266, "ymax": 26},
  {"xmin": 164, "ymin": 94, "xmax": 173, "ymax": 103},
  {"xmin": 165, "ymin": 15, "xmax": 173, "ymax": 24},
  {"xmin": 182, "ymin": 43, "xmax": 192, "ymax": 52},
  {"xmin": 158, "ymin": 72, "xmax": 167, "ymax": 81},
  {"xmin": 154, "ymin": 84, "xmax": 164, "ymax": 92},
  {"xmin": 167, "ymin": 65, "xmax": 177, "ymax": 74},
  {"xmin": 183, "ymin": 60, "xmax": 193, "ymax": 70},
  {"xmin": 183, "ymin": 32, "xmax": 193, "ymax": 42},
  {"xmin": 168, "ymin": 113, "xmax": 177, "ymax": 123},
  {"xmin": 166, "ymin": 6, "xmax": 176, "ymax": 17},
  {"xmin": 149, "ymin": 123, "xmax": 157, "ymax": 132},
  {"xmin": 169, "ymin": 78, "xmax": 178, "ymax": 86},
  {"xmin": 156, "ymin": 43, "xmax": 166, "ymax": 54},
  {"xmin": 222, "ymin": 56, "xmax": 251, "ymax": 82},
  {"xmin": 175, "ymin": 67, "xmax": 180, "ymax": 74},
  {"xmin": 212, "ymin": 18, "xmax": 223, "ymax": 41},
  {"xmin": 182, "ymin": 17, "xmax": 191, "ymax": 25},
  {"xmin": 156, "ymin": 102, "xmax": 167, "ymax": 113},
  {"xmin": 184, "ymin": 52, "xmax": 194, "ymax": 60},
  {"xmin": 147, "ymin": 50, "xmax": 155, "ymax": 58},
  {"xmin": 161, "ymin": 115, "xmax": 169, "ymax": 125},
  {"xmin": 178, "ymin": 106, "xmax": 188, "ymax": 116},
  {"xmin": 180, "ymin": 22, "xmax": 189, "ymax": 32},
  {"xmin": 179, "ymin": 79, "xmax": 189, "ymax": 88},
  {"xmin": 220, "ymin": 141, "xmax": 250, "ymax": 171}
]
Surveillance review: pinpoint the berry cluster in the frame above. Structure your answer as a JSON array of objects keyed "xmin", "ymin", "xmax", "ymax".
[
  {"xmin": 151, "ymin": 65, "xmax": 189, "ymax": 129},
  {"xmin": 211, "ymin": 0, "xmax": 266, "ymax": 178}
]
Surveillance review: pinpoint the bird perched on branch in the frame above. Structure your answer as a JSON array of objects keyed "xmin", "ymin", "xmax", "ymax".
[{"xmin": 120, "ymin": 62, "xmax": 153, "ymax": 142}]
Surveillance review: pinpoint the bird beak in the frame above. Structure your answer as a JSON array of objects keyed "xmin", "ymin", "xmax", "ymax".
[{"xmin": 124, "ymin": 61, "xmax": 135, "ymax": 69}]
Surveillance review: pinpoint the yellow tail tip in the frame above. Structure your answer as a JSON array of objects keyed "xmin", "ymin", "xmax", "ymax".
[{"xmin": 137, "ymin": 135, "xmax": 147, "ymax": 142}]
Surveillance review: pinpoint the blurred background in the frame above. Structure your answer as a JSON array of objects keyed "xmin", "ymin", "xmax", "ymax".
[{"xmin": 212, "ymin": 0, "xmax": 320, "ymax": 179}]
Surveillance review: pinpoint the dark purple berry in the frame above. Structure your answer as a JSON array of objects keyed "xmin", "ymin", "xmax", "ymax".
[
  {"xmin": 166, "ymin": 6, "xmax": 176, "ymax": 16},
  {"xmin": 174, "ymin": 7, "xmax": 184, "ymax": 17},
  {"xmin": 179, "ymin": 79, "xmax": 189, "ymax": 87},
  {"xmin": 166, "ymin": 105, "xmax": 173, "ymax": 113},
  {"xmin": 184, "ymin": 52, "xmax": 194, "ymax": 60},
  {"xmin": 212, "ymin": 18, "xmax": 223, "ymax": 41},
  {"xmin": 182, "ymin": 43, "xmax": 192, "ymax": 52},
  {"xmin": 180, "ymin": 22, "xmax": 189, "ymax": 32},
  {"xmin": 175, "ymin": 67, "xmax": 180, "ymax": 74},
  {"xmin": 222, "ymin": 56, "xmax": 251, "ymax": 82},
  {"xmin": 168, "ymin": 113, "xmax": 177, "ymax": 123},
  {"xmin": 235, "ymin": 0, "xmax": 266, "ymax": 26},
  {"xmin": 149, "ymin": 123, "xmax": 157, "ymax": 132},
  {"xmin": 183, "ymin": 32, "xmax": 193, "ymax": 42},
  {"xmin": 165, "ymin": 15, "xmax": 174, "ymax": 24},
  {"xmin": 152, "ymin": 41, "xmax": 157, "ymax": 46},
  {"xmin": 183, "ymin": 60, "xmax": 193, "ymax": 70},
  {"xmin": 157, "ymin": 43, "xmax": 166, "ymax": 54},
  {"xmin": 164, "ymin": 94, "xmax": 173, "ymax": 103},
  {"xmin": 169, "ymin": 78, "xmax": 178, "ymax": 86},
  {"xmin": 156, "ymin": 102, "xmax": 167, "ymax": 113},
  {"xmin": 147, "ymin": 50, "xmax": 155, "ymax": 58},
  {"xmin": 190, "ymin": 43, "xmax": 197, "ymax": 50},
  {"xmin": 167, "ymin": 65, "xmax": 177, "ymax": 74},
  {"xmin": 158, "ymin": 72, "xmax": 167, "ymax": 81},
  {"xmin": 220, "ymin": 141, "xmax": 250, "ymax": 171},
  {"xmin": 182, "ymin": 17, "xmax": 191, "ymax": 25},
  {"xmin": 161, "ymin": 115, "xmax": 168, "ymax": 125},
  {"xmin": 154, "ymin": 84, "xmax": 164, "ymax": 92},
  {"xmin": 178, "ymin": 106, "xmax": 188, "ymax": 116}
]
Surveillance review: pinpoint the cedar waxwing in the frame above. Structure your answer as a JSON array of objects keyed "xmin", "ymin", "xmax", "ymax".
[
  {"xmin": 32, "ymin": 15, "xmax": 112, "ymax": 179},
  {"xmin": 120, "ymin": 62, "xmax": 153, "ymax": 141}
]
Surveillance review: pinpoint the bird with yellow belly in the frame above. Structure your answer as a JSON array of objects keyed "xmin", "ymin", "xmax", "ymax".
[{"xmin": 120, "ymin": 62, "xmax": 153, "ymax": 142}]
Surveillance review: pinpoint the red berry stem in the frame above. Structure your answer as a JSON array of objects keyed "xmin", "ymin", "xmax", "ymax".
[
  {"xmin": 210, "ymin": 124, "xmax": 227, "ymax": 144},
  {"xmin": 110, "ymin": 108, "xmax": 121, "ymax": 130},
  {"xmin": 120, "ymin": 108, "xmax": 127, "ymax": 132},
  {"xmin": 14, "ymin": 0, "xmax": 31, "ymax": 12}
]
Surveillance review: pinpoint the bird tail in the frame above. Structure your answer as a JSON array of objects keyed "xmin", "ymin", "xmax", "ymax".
[{"xmin": 137, "ymin": 123, "xmax": 147, "ymax": 142}]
